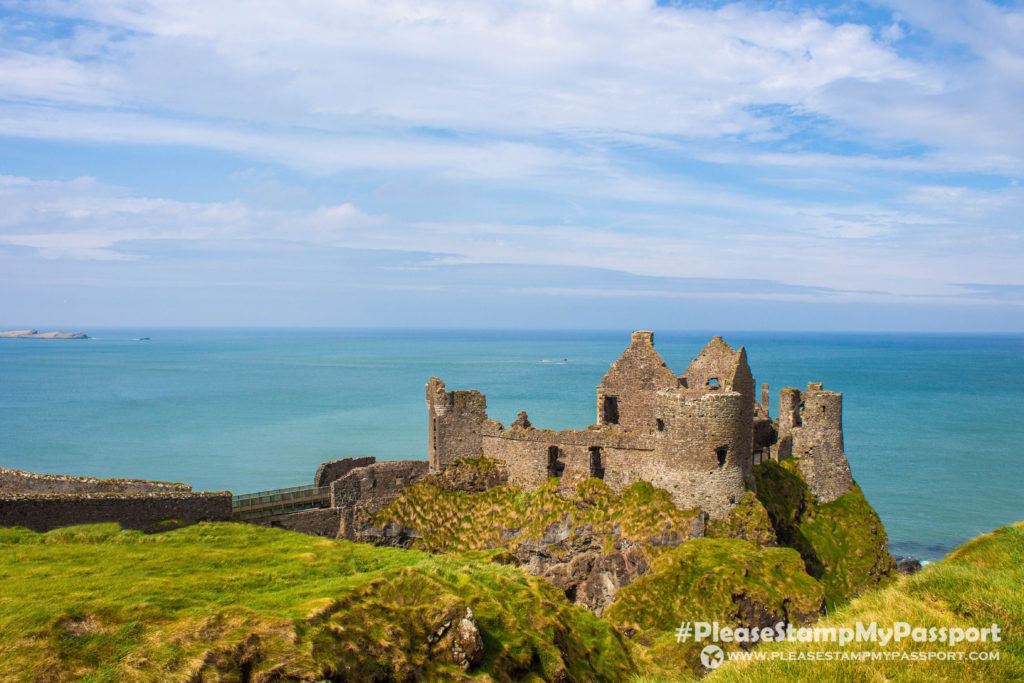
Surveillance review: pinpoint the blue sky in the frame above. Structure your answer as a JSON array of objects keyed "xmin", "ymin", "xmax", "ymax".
[{"xmin": 1, "ymin": 0, "xmax": 1022, "ymax": 331}]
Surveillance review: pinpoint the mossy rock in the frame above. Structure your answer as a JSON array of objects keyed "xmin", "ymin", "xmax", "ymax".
[
  {"xmin": 605, "ymin": 537, "xmax": 825, "ymax": 677},
  {"xmin": 753, "ymin": 459, "xmax": 896, "ymax": 609},
  {"xmin": 371, "ymin": 476, "xmax": 700, "ymax": 556},
  {"xmin": 705, "ymin": 491, "xmax": 777, "ymax": 546}
]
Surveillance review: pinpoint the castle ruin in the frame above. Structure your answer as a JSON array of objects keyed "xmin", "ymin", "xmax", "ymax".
[{"xmin": 427, "ymin": 331, "xmax": 853, "ymax": 519}]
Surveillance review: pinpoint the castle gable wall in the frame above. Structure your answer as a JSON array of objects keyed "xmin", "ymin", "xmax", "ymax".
[{"xmin": 597, "ymin": 330, "xmax": 678, "ymax": 431}]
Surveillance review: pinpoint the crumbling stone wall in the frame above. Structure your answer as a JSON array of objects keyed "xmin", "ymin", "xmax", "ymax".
[
  {"xmin": 257, "ymin": 508, "xmax": 343, "ymax": 538},
  {"xmin": 331, "ymin": 460, "xmax": 429, "ymax": 514},
  {"xmin": 776, "ymin": 383, "xmax": 853, "ymax": 503},
  {"xmin": 314, "ymin": 456, "xmax": 376, "ymax": 488},
  {"xmin": 0, "ymin": 467, "xmax": 191, "ymax": 494},
  {"xmin": 596, "ymin": 330, "xmax": 678, "ymax": 430},
  {"xmin": 0, "ymin": 492, "xmax": 231, "ymax": 533},
  {"xmin": 678, "ymin": 337, "xmax": 756, "ymax": 490},
  {"xmin": 426, "ymin": 377, "xmax": 488, "ymax": 471},
  {"xmin": 332, "ymin": 460, "xmax": 429, "ymax": 541},
  {"xmin": 480, "ymin": 420, "xmax": 654, "ymax": 490}
]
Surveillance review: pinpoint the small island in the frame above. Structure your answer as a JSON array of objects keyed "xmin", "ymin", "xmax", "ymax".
[{"xmin": 0, "ymin": 329, "xmax": 90, "ymax": 339}]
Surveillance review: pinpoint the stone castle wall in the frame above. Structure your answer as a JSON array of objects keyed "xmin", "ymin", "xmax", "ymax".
[
  {"xmin": 776, "ymin": 384, "xmax": 853, "ymax": 503},
  {"xmin": 0, "ymin": 491, "xmax": 231, "ymax": 533},
  {"xmin": 596, "ymin": 330, "xmax": 679, "ymax": 431},
  {"xmin": 314, "ymin": 456, "xmax": 376, "ymax": 488},
  {"xmin": 256, "ymin": 508, "xmax": 343, "ymax": 538},
  {"xmin": 426, "ymin": 377, "xmax": 487, "ymax": 471},
  {"xmin": 330, "ymin": 460, "xmax": 429, "ymax": 513},
  {"xmin": 646, "ymin": 391, "xmax": 750, "ymax": 518},
  {"xmin": 0, "ymin": 467, "xmax": 191, "ymax": 494},
  {"xmin": 480, "ymin": 422, "xmax": 654, "ymax": 489}
]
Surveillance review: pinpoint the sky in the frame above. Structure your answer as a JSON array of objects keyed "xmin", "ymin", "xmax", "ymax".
[{"xmin": 0, "ymin": 0, "xmax": 1022, "ymax": 331}]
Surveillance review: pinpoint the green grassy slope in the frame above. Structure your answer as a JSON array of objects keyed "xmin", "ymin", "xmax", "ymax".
[
  {"xmin": 708, "ymin": 521, "xmax": 1024, "ymax": 682},
  {"xmin": 606, "ymin": 538, "xmax": 825, "ymax": 678},
  {"xmin": 752, "ymin": 460, "xmax": 896, "ymax": 609},
  {"xmin": 0, "ymin": 522, "xmax": 636, "ymax": 681}
]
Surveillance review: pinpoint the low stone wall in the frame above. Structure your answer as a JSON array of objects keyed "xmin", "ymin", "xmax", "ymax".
[
  {"xmin": 0, "ymin": 467, "xmax": 191, "ymax": 494},
  {"xmin": 256, "ymin": 508, "xmax": 343, "ymax": 538},
  {"xmin": 0, "ymin": 492, "xmax": 231, "ymax": 533},
  {"xmin": 314, "ymin": 457, "xmax": 376, "ymax": 488},
  {"xmin": 331, "ymin": 460, "xmax": 429, "ymax": 514}
]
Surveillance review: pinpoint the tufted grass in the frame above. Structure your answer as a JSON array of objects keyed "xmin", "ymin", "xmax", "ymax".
[
  {"xmin": 753, "ymin": 460, "xmax": 896, "ymax": 609},
  {"xmin": 607, "ymin": 537, "xmax": 825, "ymax": 679},
  {"xmin": 708, "ymin": 521, "xmax": 1024, "ymax": 682},
  {"xmin": 371, "ymin": 468, "xmax": 700, "ymax": 556},
  {"xmin": 0, "ymin": 521, "xmax": 637, "ymax": 681}
]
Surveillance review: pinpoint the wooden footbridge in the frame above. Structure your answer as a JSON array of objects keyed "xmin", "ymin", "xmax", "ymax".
[{"xmin": 231, "ymin": 484, "xmax": 330, "ymax": 520}]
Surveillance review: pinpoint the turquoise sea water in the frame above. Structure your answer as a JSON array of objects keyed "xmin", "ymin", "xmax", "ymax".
[{"xmin": 1, "ymin": 329, "xmax": 1021, "ymax": 561}]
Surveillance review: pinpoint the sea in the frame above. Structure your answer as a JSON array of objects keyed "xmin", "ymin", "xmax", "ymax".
[{"xmin": 1, "ymin": 328, "xmax": 1021, "ymax": 562}]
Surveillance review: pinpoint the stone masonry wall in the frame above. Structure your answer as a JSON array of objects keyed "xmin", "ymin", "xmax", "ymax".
[
  {"xmin": 647, "ymin": 391, "xmax": 750, "ymax": 519},
  {"xmin": 330, "ymin": 460, "xmax": 430, "ymax": 514},
  {"xmin": 314, "ymin": 456, "xmax": 376, "ymax": 488},
  {"xmin": 597, "ymin": 330, "xmax": 679, "ymax": 431},
  {"xmin": 677, "ymin": 338, "xmax": 756, "ymax": 489},
  {"xmin": 480, "ymin": 421, "xmax": 654, "ymax": 489},
  {"xmin": 256, "ymin": 508, "xmax": 343, "ymax": 538},
  {"xmin": 0, "ymin": 467, "xmax": 192, "ymax": 494},
  {"xmin": 783, "ymin": 384, "xmax": 854, "ymax": 503},
  {"xmin": 0, "ymin": 492, "xmax": 232, "ymax": 533},
  {"xmin": 426, "ymin": 377, "xmax": 488, "ymax": 471}
]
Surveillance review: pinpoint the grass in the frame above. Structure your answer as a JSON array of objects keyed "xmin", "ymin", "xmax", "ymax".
[
  {"xmin": 753, "ymin": 460, "xmax": 896, "ymax": 609},
  {"xmin": 0, "ymin": 522, "xmax": 636, "ymax": 681},
  {"xmin": 371, "ymin": 468, "xmax": 700, "ymax": 557},
  {"xmin": 605, "ymin": 537, "xmax": 825, "ymax": 678},
  {"xmin": 2, "ymin": 516, "xmax": 1021, "ymax": 681},
  {"xmin": 708, "ymin": 521, "xmax": 1024, "ymax": 682}
]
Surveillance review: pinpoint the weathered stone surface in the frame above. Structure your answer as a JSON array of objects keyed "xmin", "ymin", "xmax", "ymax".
[
  {"xmin": 426, "ymin": 377, "xmax": 488, "ymax": 471},
  {"xmin": 0, "ymin": 467, "xmax": 190, "ymax": 494},
  {"xmin": 423, "ymin": 457, "xmax": 509, "ymax": 493},
  {"xmin": 510, "ymin": 410, "xmax": 531, "ymax": 429},
  {"xmin": 512, "ymin": 518, "xmax": 694, "ymax": 615},
  {"xmin": 597, "ymin": 330, "xmax": 678, "ymax": 431},
  {"xmin": 427, "ymin": 605, "xmax": 483, "ymax": 671},
  {"xmin": 330, "ymin": 460, "xmax": 429, "ymax": 513},
  {"xmin": 0, "ymin": 491, "xmax": 232, "ymax": 532},
  {"xmin": 257, "ymin": 508, "xmax": 343, "ymax": 538},
  {"xmin": 314, "ymin": 456, "xmax": 376, "ymax": 488},
  {"xmin": 775, "ymin": 383, "xmax": 854, "ymax": 503}
]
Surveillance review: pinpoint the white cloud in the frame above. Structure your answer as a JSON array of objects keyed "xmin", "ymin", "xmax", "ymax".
[
  {"xmin": 3, "ymin": 174, "xmax": 1022, "ymax": 301},
  {"xmin": 0, "ymin": 2, "xmax": 930, "ymax": 143}
]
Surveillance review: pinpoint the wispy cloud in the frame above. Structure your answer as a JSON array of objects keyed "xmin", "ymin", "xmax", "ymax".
[{"xmin": 0, "ymin": 1, "xmax": 1022, "ymax": 328}]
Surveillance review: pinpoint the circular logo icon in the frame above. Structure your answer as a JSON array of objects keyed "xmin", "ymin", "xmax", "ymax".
[{"xmin": 700, "ymin": 644, "xmax": 724, "ymax": 669}]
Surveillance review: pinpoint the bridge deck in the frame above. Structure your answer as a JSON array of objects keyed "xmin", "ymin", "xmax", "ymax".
[{"xmin": 232, "ymin": 484, "xmax": 330, "ymax": 520}]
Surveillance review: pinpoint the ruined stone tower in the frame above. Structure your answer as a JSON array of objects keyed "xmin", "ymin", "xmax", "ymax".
[
  {"xmin": 776, "ymin": 382, "xmax": 853, "ymax": 503},
  {"xmin": 426, "ymin": 377, "xmax": 487, "ymax": 472}
]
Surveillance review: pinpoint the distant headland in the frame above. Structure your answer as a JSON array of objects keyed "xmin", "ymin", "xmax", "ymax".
[{"xmin": 0, "ymin": 329, "xmax": 90, "ymax": 339}]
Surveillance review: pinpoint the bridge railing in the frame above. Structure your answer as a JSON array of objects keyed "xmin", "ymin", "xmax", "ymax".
[{"xmin": 231, "ymin": 484, "xmax": 331, "ymax": 519}]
